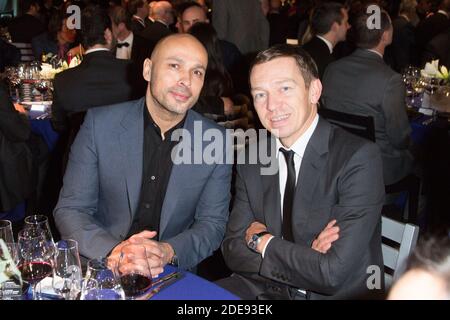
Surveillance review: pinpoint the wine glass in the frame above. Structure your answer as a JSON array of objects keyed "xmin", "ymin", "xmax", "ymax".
[
  {"xmin": 80, "ymin": 258, "xmax": 125, "ymax": 300},
  {"xmin": 17, "ymin": 228, "xmax": 54, "ymax": 300},
  {"xmin": 0, "ymin": 220, "xmax": 15, "ymax": 258},
  {"xmin": 24, "ymin": 215, "xmax": 56, "ymax": 256},
  {"xmin": 117, "ymin": 244, "xmax": 152, "ymax": 300},
  {"xmin": 52, "ymin": 239, "xmax": 82, "ymax": 300}
]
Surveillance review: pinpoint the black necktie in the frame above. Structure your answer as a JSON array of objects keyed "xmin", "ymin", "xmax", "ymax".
[
  {"xmin": 116, "ymin": 42, "xmax": 130, "ymax": 48},
  {"xmin": 280, "ymin": 148, "xmax": 295, "ymax": 242}
]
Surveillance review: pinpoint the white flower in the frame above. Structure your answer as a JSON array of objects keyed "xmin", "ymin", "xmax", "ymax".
[
  {"xmin": 421, "ymin": 59, "xmax": 449, "ymax": 82},
  {"xmin": 0, "ymin": 239, "xmax": 22, "ymax": 285}
]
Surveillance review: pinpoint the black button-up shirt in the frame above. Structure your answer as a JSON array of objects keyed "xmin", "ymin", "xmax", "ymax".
[{"xmin": 127, "ymin": 104, "xmax": 186, "ymax": 239}]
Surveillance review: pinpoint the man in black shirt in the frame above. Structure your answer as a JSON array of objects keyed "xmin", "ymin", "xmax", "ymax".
[{"xmin": 54, "ymin": 34, "xmax": 232, "ymax": 274}]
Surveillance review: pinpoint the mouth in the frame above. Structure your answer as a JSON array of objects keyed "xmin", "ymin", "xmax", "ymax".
[
  {"xmin": 270, "ymin": 114, "xmax": 290, "ymax": 127},
  {"xmin": 170, "ymin": 90, "xmax": 191, "ymax": 102}
]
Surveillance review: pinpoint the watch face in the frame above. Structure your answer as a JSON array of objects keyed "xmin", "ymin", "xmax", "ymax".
[{"xmin": 248, "ymin": 234, "xmax": 259, "ymax": 252}]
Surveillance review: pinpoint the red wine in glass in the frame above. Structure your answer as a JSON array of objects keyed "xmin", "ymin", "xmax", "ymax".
[
  {"xmin": 19, "ymin": 261, "xmax": 53, "ymax": 284},
  {"xmin": 120, "ymin": 273, "xmax": 152, "ymax": 298}
]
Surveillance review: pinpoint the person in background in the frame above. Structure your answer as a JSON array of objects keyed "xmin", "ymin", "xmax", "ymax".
[
  {"xmin": 0, "ymin": 84, "xmax": 32, "ymax": 223},
  {"xmin": 302, "ymin": 2, "xmax": 350, "ymax": 79},
  {"xmin": 31, "ymin": 10, "xmax": 78, "ymax": 61},
  {"xmin": 388, "ymin": 235, "xmax": 450, "ymax": 300},
  {"xmin": 127, "ymin": 0, "xmax": 150, "ymax": 34},
  {"xmin": 8, "ymin": 0, "xmax": 46, "ymax": 43}
]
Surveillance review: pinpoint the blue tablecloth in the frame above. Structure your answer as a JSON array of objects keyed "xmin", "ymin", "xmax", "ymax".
[
  {"xmin": 151, "ymin": 265, "xmax": 239, "ymax": 300},
  {"xmin": 29, "ymin": 110, "xmax": 59, "ymax": 152}
]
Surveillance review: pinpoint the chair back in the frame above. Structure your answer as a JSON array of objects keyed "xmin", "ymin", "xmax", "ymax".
[
  {"xmin": 381, "ymin": 216, "xmax": 419, "ymax": 288},
  {"xmin": 319, "ymin": 108, "xmax": 375, "ymax": 142},
  {"xmin": 12, "ymin": 42, "xmax": 34, "ymax": 62},
  {"xmin": 383, "ymin": 174, "xmax": 421, "ymax": 223}
]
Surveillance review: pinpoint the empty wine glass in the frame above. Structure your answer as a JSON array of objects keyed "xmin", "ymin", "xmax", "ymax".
[
  {"xmin": 0, "ymin": 220, "xmax": 15, "ymax": 259},
  {"xmin": 52, "ymin": 239, "xmax": 82, "ymax": 300},
  {"xmin": 24, "ymin": 215, "xmax": 56, "ymax": 256},
  {"xmin": 17, "ymin": 228, "xmax": 54, "ymax": 300},
  {"xmin": 80, "ymin": 258, "xmax": 125, "ymax": 300},
  {"xmin": 117, "ymin": 244, "xmax": 152, "ymax": 300}
]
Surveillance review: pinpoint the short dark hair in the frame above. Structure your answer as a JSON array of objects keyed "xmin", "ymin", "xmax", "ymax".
[
  {"xmin": 176, "ymin": 1, "xmax": 204, "ymax": 18},
  {"xmin": 22, "ymin": 0, "xmax": 39, "ymax": 13},
  {"xmin": 127, "ymin": 0, "xmax": 146, "ymax": 15},
  {"xmin": 110, "ymin": 5, "xmax": 132, "ymax": 30},
  {"xmin": 250, "ymin": 44, "xmax": 319, "ymax": 88},
  {"xmin": 311, "ymin": 2, "xmax": 346, "ymax": 36},
  {"xmin": 81, "ymin": 5, "xmax": 112, "ymax": 49},
  {"xmin": 353, "ymin": 4, "xmax": 392, "ymax": 49}
]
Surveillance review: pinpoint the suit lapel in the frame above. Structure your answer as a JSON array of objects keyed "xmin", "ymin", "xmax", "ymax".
[
  {"xmin": 118, "ymin": 98, "xmax": 144, "ymax": 220},
  {"xmin": 292, "ymin": 118, "xmax": 330, "ymax": 241},
  {"xmin": 159, "ymin": 110, "xmax": 196, "ymax": 238}
]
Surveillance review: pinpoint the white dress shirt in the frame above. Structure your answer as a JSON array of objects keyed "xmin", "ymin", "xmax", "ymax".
[
  {"xmin": 261, "ymin": 114, "xmax": 319, "ymax": 257},
  {"xmin": 84, "ymin": 48, "xmax": 110, "ymax": 55},
  {"xmin": 116, "ymin": 32, "xmax": 133, "ymax": 60}
]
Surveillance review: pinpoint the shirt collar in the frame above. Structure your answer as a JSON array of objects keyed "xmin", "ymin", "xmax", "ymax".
[
  {"xmin": 118, "ymin": 32, "xmax": 134, "ymax": 47},
  {"xmin": 133, "ymin": 15, "xmax": 146, "ymax": 26},
  {"xmin": 438, "ymin": 10, "xmax": 449, "ymax": 18},
  {"xmin": 316, "ymin": 35, "xmax": 333, "ymax": 54},
  {"xmin": 84, "ymin": 47, "xmax": 110, "ymax": 55},
  {"xmin": 366, "ymin": 49, "xmax": 383, "ymax": 59},
  {"xmin": 276, "ymin": 114, "xmax": 319, "ymax": 158},
  {"xmin": 143, "ymin": 103, "xmax": 186, "ymax": 140}
]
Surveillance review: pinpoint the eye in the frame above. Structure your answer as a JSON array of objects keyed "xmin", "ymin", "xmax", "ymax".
[
  {"xmin": 193, "ymin": 70, "xmax": 204, "ymax": 77},
  {"xmin": 281, "ymin": 86, "xmax": 291, "ymax": 92},
  {"xmin": 253, "ymin": 92, "xmax": 266, "ymax": 100},
  {"xmin": 169, "ymin": 63, "xmax": 179, "ymax": 69}
]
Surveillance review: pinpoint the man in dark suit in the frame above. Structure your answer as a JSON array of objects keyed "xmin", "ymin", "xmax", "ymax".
[
  {"xmin": 54, "ymin": 34, "xmax": 232, "ymax": 273},
  {"xmin": 322, "ymin": 7, "xmax": 414, "ymax": 186},
  {"xmin": 140, "ymin": 1, "xmax": 173, "ymax": 44},
  {"xmin": 7, "ymin": 0, "xmax": 45, "ymax": 43},
  {"xmin": 110, "ymin": 6, "xmax": 153, "ymax": 95},
  {"xmin": 422, "ymin": 28, "xmax": 450, "ymax": 67},
  {"xmin": 415, "ymin": 0, "xmax": 450, "ymax": 55},
  {"xmin": 217, "ymin": 44, "xmax": 385, "ymax": 300},
  {"xmin": 51, "ymin": 5, "xmax": 141, "ymax": 133},
  {"xmin": 127, "ymin": 0, "xmax": 150, "ymax": 34},
  {"xmin": 302, "ymin": 2, "xmax": 350, "ymax": 79}
]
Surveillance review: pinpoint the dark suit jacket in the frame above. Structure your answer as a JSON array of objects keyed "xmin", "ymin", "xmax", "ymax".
[
  {"xmin": 130, "ymin": 17, "xmax": 148, "ymax": 35},
  {"xmin": 0, "ymin": 38, "xmax": 20, "ymax": 72},
  {"xmin": 221, "ymin": 118, "xmax": 385, "ymax": 299},
  {"xmin": 322, "ymin": 49, "xmax": 414, "ymax": 185},
  {"xmin": 51, "ymin": 50, "xmax": 141, "ymax": 132},
  {"xmin": 422, "ymin": 29, "xmax": 450, "ymax": 68},
  {"xmin": 54, "ymin": 98, "xmax": 232, "ymax": 266},
  {"xmin": 140, "ymin": 21, "xmax": 172, "ymax": 46},
  {"xmin": 8, "ymin": 14, "xmax": 46, "ymax": 43},
  {"xmin": 416, "ymin": 11, "xmax": 450, "ymax": 53},
  {"xmin": 388, "ymin": 16, "xmax": 418, "ymax": 72},
  {"xmin": 130, "ymin": 34, "xmax": 153, "ymax": 95},
  {"xmin": 302, "ymin": 36, "xmax": 335, "ymax": 79},
  {"xmin": 0, "ymin": 84, "xmax": 32, "ymax": 212}
]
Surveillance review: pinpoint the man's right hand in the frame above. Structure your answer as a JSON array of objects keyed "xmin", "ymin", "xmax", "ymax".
[{"xmin": 311, "ymin": 220, "xmax": 340, "ymax": 254}]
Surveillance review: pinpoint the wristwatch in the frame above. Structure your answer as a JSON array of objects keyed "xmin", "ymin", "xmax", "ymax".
[{"xmin": 247, "ymin": 231, "xmax": 270, "ymax": 253}]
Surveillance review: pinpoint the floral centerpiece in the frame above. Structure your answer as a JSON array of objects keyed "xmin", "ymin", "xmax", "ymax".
[
  {"xmin": 421, "ymin": 59, "xmax": 449, "ymax": 84},
  {"xmin": 39, "ymin": 53, "xmax": 82, "ymax": 80},
  {"xmin": 0, "ymin": 239, "xmax": 21, "ymax": 285}
]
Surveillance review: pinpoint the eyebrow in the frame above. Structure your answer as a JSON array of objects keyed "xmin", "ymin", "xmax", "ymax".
[
  {"xmin": 251, "ymin": 79, "xmax": 296, "ymax": 91},
  {"xmin": 166, "ymin": 56, "xmax": 206, "ymax": 71}
]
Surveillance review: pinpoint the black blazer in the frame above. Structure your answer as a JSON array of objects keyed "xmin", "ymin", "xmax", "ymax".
[
  {"xmin": 0, "ymin": 84, "xmax": 32, "ymax": 212},
  {"xmin": 222, "ymin": 118, "xmax": 385, "ymax": 299},
  {"xmin": 51, "ymin": 50, "xmax": 141, "ymax": 132},
  {"xmin": 140, "ymin": 21, "xmax": 172, "ymax": 46},
  {"xmin": 416, "ymin": 12, "xmax": 450, "ymax": 52},
  {"xmin": 302, "ymin": 36, "xmax": 335, "ymax": 79},
  {"xmin": 8, "ymin": 14, "xmax": 46, "ymax": 43},
  {"xmin": 422, "ymin": 29, "xmax": 450, "ymax": 68},
  {"xmin": 388, "ymin": 16, "xmax": 418, "ymax": 72}
]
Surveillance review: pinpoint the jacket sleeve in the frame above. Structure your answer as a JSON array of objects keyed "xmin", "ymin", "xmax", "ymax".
[{"xmin": 53, "ymin": 109, "xmax": 120, "ymax": 259}]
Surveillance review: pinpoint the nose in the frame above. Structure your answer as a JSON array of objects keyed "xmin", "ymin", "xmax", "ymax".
[
  {"xmin": 266, "ymin": 93, "xmax": 281, "ymax": 112},
  {"xmin": 178, "ymin": 70, "xmax": 191, "ymax": 88}
]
